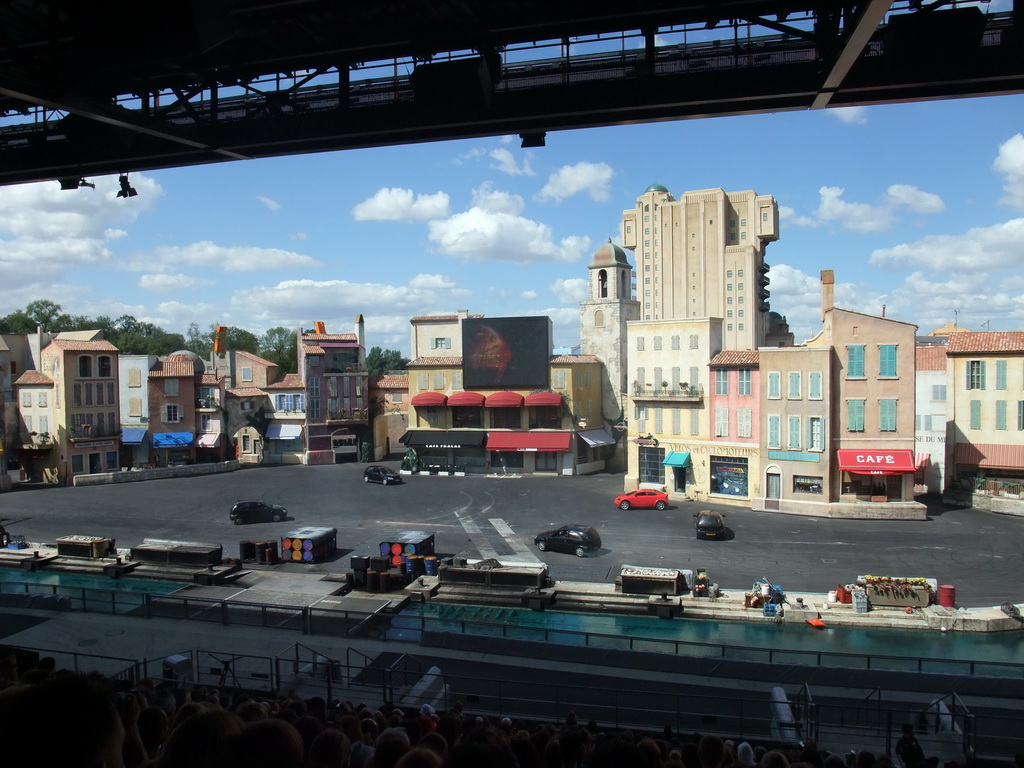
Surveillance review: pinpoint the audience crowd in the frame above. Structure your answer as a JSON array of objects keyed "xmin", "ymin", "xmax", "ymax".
[{"xmin": 0, "ymin": 655, "xmax": 1012, "ymax": 768}]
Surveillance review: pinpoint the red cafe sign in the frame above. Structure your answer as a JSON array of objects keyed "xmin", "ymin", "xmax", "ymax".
[{"xmin": 835, "ymin": 449, "xmax": 915, "ymax": 475}]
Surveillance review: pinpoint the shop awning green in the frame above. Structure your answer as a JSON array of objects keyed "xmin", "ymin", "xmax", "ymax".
[{"xmin": 662, "ymin": 451, "xmax": 691, "ymax": 467}]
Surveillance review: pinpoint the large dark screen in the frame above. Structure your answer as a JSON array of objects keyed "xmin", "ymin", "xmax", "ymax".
[{"xmin": 462, "ymin": 317, "xmax": 550, "ymax": 389}]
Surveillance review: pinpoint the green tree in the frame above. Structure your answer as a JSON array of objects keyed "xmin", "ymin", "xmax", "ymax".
[
  {"xmin": 0, "ymin": 310, "xmax": 36, "ymax": 334},
  {"xmin": 220, "ymin": 325, "xmax": 260, "ymax": 354},
  {"xmin": 24, "ymin": 299, "xmax": 64, "ymax": 330},
  {"xmin": 365, "ymin": 347, "xmax": 409, "ymax": 376},
  {"xmin": 259, "ymin": 326, "xmax": 297, "ymax": 373},
  {"xmin": 185, "ymin": 322, "xmax": 212, "ymax": 358}
]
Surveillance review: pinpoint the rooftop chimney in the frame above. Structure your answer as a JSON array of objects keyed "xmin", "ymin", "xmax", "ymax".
[{"xmin": 821, "ymin": 269, "xmax": 835, "ymax": 322}]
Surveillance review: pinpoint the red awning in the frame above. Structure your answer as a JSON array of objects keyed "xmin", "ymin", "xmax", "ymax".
[
  {"xmin": 836, "ymin": 449, "xmax": 916, "ymax": 474},
  {"xmin": 524, "ymin": 392, "xmax": 563, "ymax": 407},
  {"xmin": 915, "ymin": 452, "xmax": 930, "ymax": 468},
  {"xmin": 954, "ymin": 443, "xmax": 1024, "ymax": 469},
  {"xmin": 447, "ymin": 391, "xmax": 485, "ymax": 407},
  {"xmin": 411, "ymin": 392, "xmax": 447, "ymax": 407},
  {"xmin": 485, "ymin": 392, "xmax": 524, "ymax": 408},
  {"xmin": 486, "ymin": 432, "xmax": 571, "ymax": 452}
]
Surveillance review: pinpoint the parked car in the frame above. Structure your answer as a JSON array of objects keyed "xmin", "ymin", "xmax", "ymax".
[
  {"xmin": 694, "ymin": 510, "xmax": 726, "ymax": 539},
  {"xmin": 363, "ymin": 465, "xmax": 402, "ymax": 485},
  {"xmin": 229, "ymin": 500, "xmax": 287, "ymax": 525},
  {"xmin": 534, "ymin": 524, "xmax": 602, "ymax": 557},
  {"xmin": 614, "ymin": 489, "xmax": 668, "ymax": 510}
]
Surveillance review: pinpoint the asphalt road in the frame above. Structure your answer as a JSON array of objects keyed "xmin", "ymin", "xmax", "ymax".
[{"xmin": 2, "ymin": 463, "xmax": 1022, "ymax": 607}]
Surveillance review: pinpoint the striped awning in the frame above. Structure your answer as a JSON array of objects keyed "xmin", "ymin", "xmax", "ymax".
[
  {"xmin": 954, "ymin": 443, "xmax": 1024, "ymax": 469},
  {"xmin": 915, "ymin": 452, "xmax": 930, "ymax": 468},
  {"xmin": 524, "ymin": 392, "xmax": 563, "ymax": 407},
  {"xmin": 447, "ymin": 391, "xmax": 485, "ymax": 407},
  {"xmin": 485, "ymin": 392, "xmax": 524, "ymax": 407},
  {"xmin": 411, "ymin": 392, "xmax": 447, "ymax": 407}
]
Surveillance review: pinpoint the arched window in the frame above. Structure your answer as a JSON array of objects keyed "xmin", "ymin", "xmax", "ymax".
[
  {"xmin": 594, "ymin": 310, "xmax": 605, "ymax": 327},
  {"xmin": 78, "ymin": 355, "xmax": 92, "ymax": 378},
  {"xmin": 98, "ymin": 355, "xmax": 112, "ymax": 377},
  {"xmin": 597, "ymin": 269, "xmax": 608, "ymax": 298}
]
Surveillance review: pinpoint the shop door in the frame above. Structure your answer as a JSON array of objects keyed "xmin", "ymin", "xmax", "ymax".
[
  {"xmin": 536, "ymin": 451, "xmax": 558, "ymax": 472},
  {"xmin": 89, "ymin": 452, "xmax": 102, "ymax": 474},
  {"xmin": 673, "ymin": 467, "xmax": 687, "ymax": 493},
  {"xmin": 766, "ymin": 473, "xmax": 781, "ymax": 510}
]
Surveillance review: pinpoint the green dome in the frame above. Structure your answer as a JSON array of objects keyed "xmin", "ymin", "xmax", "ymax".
[
  {"xmin": 644, "ymin": 183, "xmax": 669, "ymax": 193},
  {"xmin": 588, "ymin": 240, "xmax": 631, "ymax": 269}
]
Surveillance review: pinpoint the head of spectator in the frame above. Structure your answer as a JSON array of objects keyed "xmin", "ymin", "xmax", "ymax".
[
  {"xmin": 416, "ymin": 714, "xmax": 437, "ymax": 735},
  {"xmin": 640, "ymin": 736, "xmax": 667, "ymax": 768},
  {"xmin": 699, "ymin": 734, "xmax": 726, "ymax": 768},
  {"xmin": 738, "ymin": 742, "xmax": 756, "ymax": 767},
  {"xmin": 138, "ymin": 705, "xmax": 170, "ymax": 759},
  {"xmin": 0, "ymin": 672, "xmax": 125, "ymax": 768},
  {"xmin": 588, "ymin": 736, "xmax": 652, "ymax": 768},
  {"xmin": 236, "ymin": 699, "xmax": 271, "ymax": 722},
  {"xmin": 823, "ymin": 755, "xmax": 846, "ymax": 768},
  {"xmin": 395, "ymin": 746, "xmax": 445, "ymax": 768},
  {"xmin": 234, "ymin": 717, "xmax": 305, "ymax": 768},
  {"xmin": 373, "ymin": 726, "xmax": 412, "ymax": 768},
  {"xmin": 418, "ymin": 731, "xmax": 449, "ymax": 761},
  {"xmin": 310, "ymin": 727, "xmax": 351, "ymax": 768},
  {"xmin": 854, "ymin": 751, "xmax": 876, "ymax": 768},
  {"xmin": 157, "ymin": 707, "xmax": 244, "ymax": 768},
  {"xmin": 761, "ymin": 750, "xmax": 792, "ymax": 768},
  {"xmin": 450, "ymin": 726, "xmax": 519, "ymax": 768},
  {"xmin": 295, "ymin": 715, "xmax": 326, "ymax": 760}
]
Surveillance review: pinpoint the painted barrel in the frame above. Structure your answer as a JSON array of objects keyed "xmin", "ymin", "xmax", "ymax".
[
  {"xmin": 424, "ymin": 556, "xmax": 438, "ymax": 576},
  {"xmin": 827, "ymin": 590, "xmax": 837, "ymax": 603},
  {"xmin": 379, "ymin": 570, "xmax": 391, "ymax": 592},
  {"xmin": 409, "ymin": 555, "xmax": 425, "ymax": 577},
  {"xmin": 938, "ymin": 584, "xmax": 956, "ymax": 608},
  {"xmin": 366, "ymin": 570, "xmax": 380, "ymax": 593}
]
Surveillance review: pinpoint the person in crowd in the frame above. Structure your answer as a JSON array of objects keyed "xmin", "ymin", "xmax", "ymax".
[
  {"xmin": 700, "ymin": 734, "xmax": 727, "ymax": 768},
  {"xmin": 896, "ymin": 725, "xmax": 940, "ymax": 768},
  {"xmin": 234, "ymin": 717, "xmax": 305, "ymax": 768},
  {"xmin": 372, "ymin": 726, "xmax": 412, "ymax": 768},
  {"xmin": 309, "ymin": 727, "xmax": 352, "ymax": 768},
  {"xmin": 137, "ymin": 705, "xmax": 170, "ymax": 762},
  {"xmin": 156, "ymin": 707, "xmax": 244, "ymax": 768},
  {"xmin": 394, "ymin": 747, "xmax": 445, "ymax": 768},
  {"xmin": 339, "ymin": 714, "xmax": 375, "ymax": 768}
]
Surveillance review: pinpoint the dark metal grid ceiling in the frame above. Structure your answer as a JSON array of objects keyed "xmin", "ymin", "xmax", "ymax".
[{"xmin": 0, "ymin": 0, "xmax": 1021, "ymax": 185}]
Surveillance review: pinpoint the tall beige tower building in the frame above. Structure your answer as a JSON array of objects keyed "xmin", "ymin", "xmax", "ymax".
[{"xmin": 621, "ymin": 184, "xmax": 780, "ymax": 351}]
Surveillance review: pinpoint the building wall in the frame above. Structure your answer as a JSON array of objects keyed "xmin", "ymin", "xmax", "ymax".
[
  {"xmin": 914, "ymin": 356, "xmax": 948, "ymax": 494},
  {"xmin": 410, "ymin": 310, "xmax": 471, "ymax": 359}
]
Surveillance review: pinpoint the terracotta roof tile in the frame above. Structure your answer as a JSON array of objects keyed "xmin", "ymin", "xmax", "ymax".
[
  {"xmin": 150, "ymin": 360, "xmax": 196, "ymax": 377},
  {"xmin": 915, "ymin": 345, "xmax": 948, "ymax": 370},
  {"xmin": 201, "ymin": 374, "xmax": 223, "ymax": 385},
  {"xmin": 410, "ymin": 314, "xmax": 484, "ymax": 322},
  {"xmin": 709, "ymin": 350, "xmax": 760, "ymax": 367},
  {"xmin": 408, "ymin": 356, "xmax": 463, "ymax": 367},
  {"xmin": 303, "ymin": 345, "xmax": 325, "ymax": 355},
  {"xmin": 945, "ymin": 332, "xmax": 1024, "ymax": 355},
  {"xmin": 48, "ymin": 339, "xmax": 119, "ymax": 352},
  {"xmin": 264, "ymin": 372, "xmax": 304, "ymax": 389},
  {"xmin": 14, "ymin": 370, "xmax": 53, "ymax": 386},
  {"xmin": 549, "ymin": 354, "xmax": 600, "ymax": 363},
  {"xmin": 302, "ymin": 333, "xmax": 356, "ymax": 342},
  {"xmin": 227, "ymin": 387, "xmax": 267, "ymax": 397},
  {"xmin": 371, "ymin": 374, "xmax": 409, "ymax": 389}
]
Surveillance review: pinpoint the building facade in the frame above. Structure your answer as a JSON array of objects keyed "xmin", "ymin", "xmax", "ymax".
[
  {"xmin": 914, "ymin": 343, "xmax": 948, "ymax": 494},
  {"xmin": 370, "ymin": 373, "xmax": 409, "ymax": 460},
  {"xmin": 117, "ymin": 354, "xmax": 158, "ymax": 468}
]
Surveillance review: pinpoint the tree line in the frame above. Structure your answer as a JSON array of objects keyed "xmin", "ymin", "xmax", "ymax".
[{"xmin": 0, "ymin": 299, "xmax": 409, "ymax": 376}]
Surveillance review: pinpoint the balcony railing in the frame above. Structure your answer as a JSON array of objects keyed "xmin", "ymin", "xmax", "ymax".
[
  {"xmin": 632, "ymin": 383, "xmax": 704, "ymax": 400},
  {"xmin": 69, "ymin": 424, "xmax": 120, "ymax": 439},
  {"xmin": 326, "ymin": 409, "xmax": 369, "ymax": 424},
  {"xmin": 196, "ymin": 397, "xmax": 220, "ymax": 409},
  {"xmin": 20, "ymin": 432, "xmax": 55, "ymax": 449}
]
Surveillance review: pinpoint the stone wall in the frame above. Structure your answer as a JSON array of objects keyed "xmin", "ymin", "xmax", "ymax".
[{"xmin": 72, "ymin": 460, "xmax": 241, "ymax": 486}]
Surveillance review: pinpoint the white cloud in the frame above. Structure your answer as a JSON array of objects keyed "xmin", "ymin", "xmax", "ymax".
[
  {"xmin": 536, "ymin": 162, "xmax": 614, "ymax": 203},
  {"xmin": 815, "ymin": 186, "xmax": 894, "ymax": 232},
  {"xmin": 351, "ymin": 187, "xmax": 450, "ymax": 221},
  {"xmin": 407, "ymin": 273, "xmax": 457, "ymax": 290},
  {"xmin": 137, "ymin": 242, "xmax": 322, "ymax": 272},
  {"xmin": 994, "ymin": 133, "xmax": 1024, "ymax": 210},
  {"xmin": 258, "ymin": 196, "xmax": 281, "ymax": 211},
  {"xmin": 105, "ymin": 228, "xmax": 128, "ymax": 240},
  {"xmin": 289, "ymin": 232, "xmax": 308, "ymax": 241},
  {"xmin": 550, "ymin": 277, "xmax": 588, "ymax": 303},
  {"xmin": 520, "ymin": 290, "xmax": 537, "ymax": 300},
  {"xmin": 489, "ymin": 148, "xmax": 535, "ymax": 177},
  {"xmin": 884, "ymin": 184, "xmax": 945, "ymax": 213},
  {"xmin": 869, "ymin": 218, "xmax": 1024, "ymax": 272},
  {"xmin": 427, "ymin": 208, "xmax": 590, "ymax": 263},
  {"xmin": 829, "ymin": 107, "xmax": 868, "ymax": 125},
  {"xmin": 138, "ymin": 273, "xmax": 216, "ymax": 292},
  {"xmin": 471, "ymin": 182, "xmax": 525, "ymax": 215},
  {"xmin": 778, "ymin": 205, "xmax": 818, "ymax": 228}
]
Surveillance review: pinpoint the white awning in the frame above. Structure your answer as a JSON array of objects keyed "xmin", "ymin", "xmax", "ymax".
[
  {"xmin": 266, "ymin": 423, "xmax": 303, "ymax": 440},
  {"xmin": 577, "ymin": 427, "xmax": 616, "ymax": 447}
]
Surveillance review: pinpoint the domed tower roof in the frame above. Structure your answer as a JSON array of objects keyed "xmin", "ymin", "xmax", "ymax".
[
  {"xmin": 644, "ymin": 183, "xmax": 669, "ymax": 193},
  {"xmin": 166, "ymin": 349, "xmax": 205, "ymax": 374},
  {"xmin": 588, "ymin": 240, "xmax": 632, "ymax": 269}
]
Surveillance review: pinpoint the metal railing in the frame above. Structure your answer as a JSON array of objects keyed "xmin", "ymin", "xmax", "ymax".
[{"xmin": 3, "ymin": 580, "xmax": 1023, "ymax": 679}]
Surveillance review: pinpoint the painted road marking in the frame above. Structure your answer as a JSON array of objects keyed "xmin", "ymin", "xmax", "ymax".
[{"xmin": 489, "ymin": 518, "xmax": 542, "ymax": 564}]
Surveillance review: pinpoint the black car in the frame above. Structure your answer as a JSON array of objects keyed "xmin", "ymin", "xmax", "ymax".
[
  {"xmin": 229, "ymin": 500, "xmax": 287, "ymax": 525},
  {"xmin": 534, "ymin": 524, "xmax": 602, "ymax": 557},
  {"xmin": 363, "ymin": 465, "xmax": 402, "ymax": 485},
  {"xmin": 695, "ymin": 510, "xmax": 726, "ymax": 539}
]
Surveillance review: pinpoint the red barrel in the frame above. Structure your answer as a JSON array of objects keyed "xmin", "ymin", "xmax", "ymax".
[{"xmin": 938, "ymin": 584, "xmax": 956, "ymax": 607}]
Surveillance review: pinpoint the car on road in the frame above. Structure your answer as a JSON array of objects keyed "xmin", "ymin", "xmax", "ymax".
[
  {"xmin": 614, "ymin": 489, "xmax": 668, "ymax": 510},
  {"xmin": 229, "ymin": 500, "xmax": 287, "ymax": 525},
  {"xmin": 363, "ymin": 465, "xmax": 402, "ymax": 485},
  {"xmin": 534, "ymin": 524, "xmax": 602, "ymax": 557},
  {"xmin": 695, "ymin": 510, "xmax": 726, "ymax": 539}
]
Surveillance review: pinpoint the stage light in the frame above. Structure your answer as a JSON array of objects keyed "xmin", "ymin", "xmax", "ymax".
[
  {"xmin": 116, "ymin": 174, "xmax": 138, "ymax": 198},
  {"xmin": 59, "ymin": 177, "xmax": 95, "ymax": 190},
  {"xmin": 520, "ymin": 132, "xmax": 546, "ymax": 148}
]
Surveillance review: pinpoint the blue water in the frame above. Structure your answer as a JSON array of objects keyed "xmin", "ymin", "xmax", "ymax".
[
  {"xmin": 401, "ymin": 602, "xmax": 1024, "ymax": 670},
  {"xmin": 0, "ymin": 568, "xmax": 188, "ymax": 595}
]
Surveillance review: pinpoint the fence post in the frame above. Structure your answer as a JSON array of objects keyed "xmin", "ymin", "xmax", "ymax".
[
  {"xmin": 222, "ymin": 600, "xmax": 229, "ymax": 626},
  {"xmin": 303, "ymin": 607, "xmax": 311, "ymax": 635}
]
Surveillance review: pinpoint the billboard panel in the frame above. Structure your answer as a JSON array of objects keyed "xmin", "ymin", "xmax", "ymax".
[{"xmin": 462, "ymin": 317, "xmax": 551, "ymax": 389}]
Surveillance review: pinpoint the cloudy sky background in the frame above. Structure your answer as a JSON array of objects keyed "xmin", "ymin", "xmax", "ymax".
[{"xmin": 1, "ymin": 86, "xmax": 1022, "ymax": 355}]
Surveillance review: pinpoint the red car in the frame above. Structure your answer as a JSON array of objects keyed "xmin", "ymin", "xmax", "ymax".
[{"xmin": 614, "ymin": 489, "xmax": 668, "ymax": 510}]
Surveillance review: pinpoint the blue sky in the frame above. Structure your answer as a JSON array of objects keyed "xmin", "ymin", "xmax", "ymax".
[{"xmin": 1, "ymin": 89, "xmax": 1022, "ymax": 357}]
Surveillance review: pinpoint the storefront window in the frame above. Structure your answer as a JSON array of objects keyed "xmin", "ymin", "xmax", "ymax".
[
  {"xmin": 710, "ymin": 456, "xmax": 749, "ymax": 496},
  {"xmin": 490, "ymin": 408, "xmax": 521, "ymax": 430},
  {"xmin": 452, "ymin": 407, "xmax": 482, "ymax": 428},
  {"xmin": 793, "ymin": 475, "xmax": 823, "ymax": 494},
  {"xmin": 529, "ymin": 406, "xmax": 561, "ymax": 429},
  {"xmin": 491, "ymin": 451, "xmax": 524, "ymax": 471},
  {"xmin": 638, "ymin": 446, "xmax": 664, "ymax": 484},
  {"xmin": 71, "ymin": 455, "xmax": 84, "ymax": 474}
]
